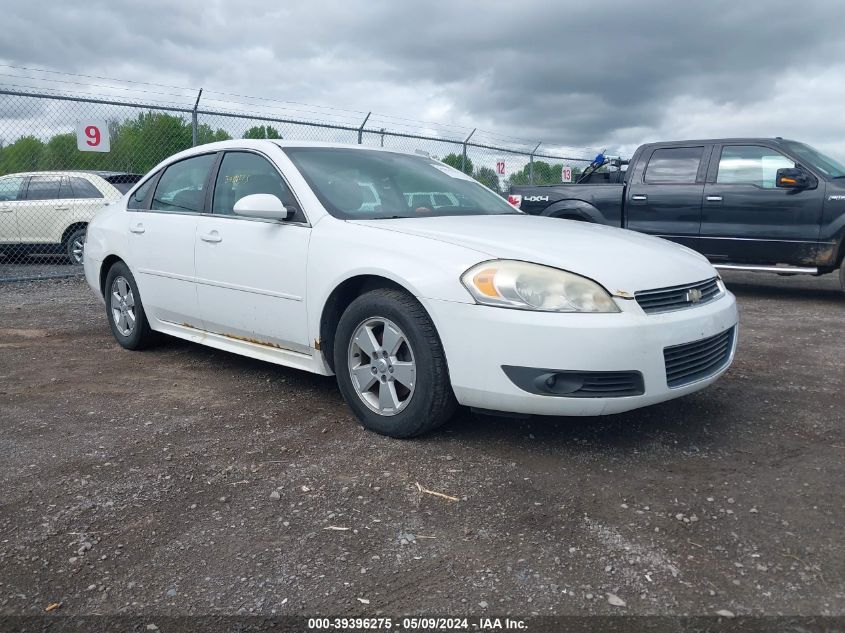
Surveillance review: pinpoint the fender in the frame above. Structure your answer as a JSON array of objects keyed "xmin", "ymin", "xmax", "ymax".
[{"xmin": 540, "ymin": 199, "xmax": 604, "ymax": 224}]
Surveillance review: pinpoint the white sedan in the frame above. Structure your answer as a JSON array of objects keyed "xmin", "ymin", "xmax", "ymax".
[{"xmin": 83, "ymin": 140, "xmax": 738, "ymax": 437}]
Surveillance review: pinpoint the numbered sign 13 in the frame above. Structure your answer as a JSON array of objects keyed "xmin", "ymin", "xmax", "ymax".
[
  {"xmin": 562, "ymin": 166, "xmax": 573, "ymax": 183},
  {"xmin": 76, "ymin": 120, "xmax": 110, "ymax": 152},
  {"xmin": 495, "ymin": 159, "xmax": 506, "ymax": 175}
]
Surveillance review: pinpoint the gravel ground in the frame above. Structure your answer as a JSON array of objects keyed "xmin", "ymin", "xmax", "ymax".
[
  {"xmin": 0, "ymin": 271, "xmax": 843, "ymax": 618},
  {"xmin": 0, "ymin": 256, "xmax": 83, "ymax": 282}
]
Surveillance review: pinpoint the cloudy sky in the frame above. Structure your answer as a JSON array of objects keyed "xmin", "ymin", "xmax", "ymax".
[{"xmin": 2, "ymin": 0, "xmax": 845, "ymax": 160}]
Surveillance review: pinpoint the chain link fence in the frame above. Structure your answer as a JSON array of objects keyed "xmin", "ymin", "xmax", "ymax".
[{"xmin": 0, "ymin": 87, "xmax": 598, "ymax": 281}]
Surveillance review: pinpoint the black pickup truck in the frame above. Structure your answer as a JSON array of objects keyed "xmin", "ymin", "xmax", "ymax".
[{"xmin": 509, "ymin": 138, "xmax": 845, "ymax": 290}]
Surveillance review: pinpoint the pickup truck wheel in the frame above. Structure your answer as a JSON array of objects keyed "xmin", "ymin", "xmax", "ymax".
[
  {"xmin": 104, "ymin": 261, "xmax": 157, "ymax": 350},
  {"xmin": 334, "ymin": 288, "xmax": 457, "ymax": 438},
  {"xmin": 64, "ymin": 227, "xmax": 87, "ymax": 265},
  {"xmin": 840, "ymin": 257, "xmax": 845, "ymax": 293}
]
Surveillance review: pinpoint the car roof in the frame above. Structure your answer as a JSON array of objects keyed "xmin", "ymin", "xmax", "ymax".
[
  {"xmin": 0, "ymin": 170, "xmax": 139, "ymax": 178},
  {"xmin": 171, "ymin": 139, "xmax": 423, "ymax": 156}
]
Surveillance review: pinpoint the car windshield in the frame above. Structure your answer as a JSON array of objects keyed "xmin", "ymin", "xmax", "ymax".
[
  {"xmin": 283, "ymin": 147, "xmax": 519, "ymax": 219},
  {"xmin": 782, "ymin": 141, "xmax": 845, "ymax": 179}
]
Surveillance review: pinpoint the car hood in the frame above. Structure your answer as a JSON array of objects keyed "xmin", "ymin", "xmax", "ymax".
[{"xmin": 351, "ymin": 214, "xmax": 716, "ymax": 294}]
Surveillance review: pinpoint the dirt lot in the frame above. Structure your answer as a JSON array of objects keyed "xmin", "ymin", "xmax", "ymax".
[{"xmin": 0, "ymin": 271, "xmax": 843, "ymax": 618}]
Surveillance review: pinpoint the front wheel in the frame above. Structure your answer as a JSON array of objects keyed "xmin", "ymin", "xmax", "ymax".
[
  {"xmin": 65, "ymin": 227, "xmax": 87, "ymax": 265},
  {"xmin": 333, "ymin": 288, "xmax": 456, "ymax": 438}
]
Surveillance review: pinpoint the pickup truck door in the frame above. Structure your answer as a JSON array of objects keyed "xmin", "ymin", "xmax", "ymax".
[
  {"xmin": 625, "ymin": 145, "xmax": 708, "ymax": 251},
  {"xmin": 701, "ymin": 144, "xmax": 824, "ymax": 264}
]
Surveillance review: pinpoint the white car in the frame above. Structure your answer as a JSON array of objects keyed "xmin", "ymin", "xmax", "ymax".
[
  {"xmin": 83, "ymin": 141, "xmax": 738, "ymax": 438},
  {"xmin": 0, "ymin": 171, "xmax": 140, "ymax": 264}
]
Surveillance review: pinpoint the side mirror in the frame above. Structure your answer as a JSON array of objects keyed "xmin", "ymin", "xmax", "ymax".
[
  {"xmin": 232, "ymin": 194, "xmax": 292, "ymax": 220},
  {"xmin": 776, "ymin": 167, "xmax": 811, "ymax": 190}
]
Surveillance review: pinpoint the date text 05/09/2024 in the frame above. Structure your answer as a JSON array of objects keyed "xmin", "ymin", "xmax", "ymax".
[{"xmin": 306, "ymin": 616, "xmax": 528, "ymax": 630}]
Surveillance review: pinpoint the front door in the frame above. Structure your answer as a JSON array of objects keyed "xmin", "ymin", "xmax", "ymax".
[
  {"xmin": 0, "ymin": 175, "xmax": 25, "ymax": 247},
  {"xmin": 701, "ymin": 144, "xmax": 824, "ymax": 263},
  {"xmin": 195, "ymin": 150, "xmax": 311, "ymax": 352},
  {"xmin": 625, "ymin": 145, "xmax": 708, "ymax": 251},
  {"xmin": 127, "ymin": 153, "xmax": 216, "ymax": 327}
]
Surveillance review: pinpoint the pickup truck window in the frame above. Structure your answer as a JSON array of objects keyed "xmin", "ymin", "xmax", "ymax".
[
  {"xmin": 644, "ymin": 147, "xmax": 703, "ymax": 184},
  {"xmin": 716, "ymin": 145, "xmax": 794, "ymax": 189}
]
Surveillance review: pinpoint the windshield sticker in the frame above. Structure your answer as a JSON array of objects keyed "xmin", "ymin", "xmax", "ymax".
[{"xmin": 431, "ymin": 164, "xmax": 475, "ymax": 181}]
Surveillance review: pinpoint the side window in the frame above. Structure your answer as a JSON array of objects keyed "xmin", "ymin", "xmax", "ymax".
[
  {"xmin": 0, "ymin": 176, "xmax": 26, "ymax": 202},
  {"xmin": 151, "ymin": 154, "xmax": 215, "ymax": 213},
  {"xmin": 25, "ymin": 176, "xmax": 62, "ymax": 200},
  {"xmin": 212, "ymin": 152, "xmax": 295, "ymax": 217},
  {"xmin": 68, "ymin": 177, "xmax": 105, "ymax": 199},
  {"xmin": 644, "ymin": 147, "xmax": 703, "ymax": 184},
  {"xmin": 127, "ymin": 176, "xmax": 156, "ymax": 210},
  {"xmin": 716, "ymin": 145, "xmax": 795, "ymax": 189}
]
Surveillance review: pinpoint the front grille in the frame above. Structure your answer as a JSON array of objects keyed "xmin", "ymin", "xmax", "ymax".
[
  {"xmin": 664, "ymin": 327, "xmax": 735, "ymax": 388},
  {"xmin": 635, "ymin": 277, "xmax": 722, "ymax": 314},
  {"xmin": 501, "ymin": 366, "xmax": 644, "ymax": 398}
]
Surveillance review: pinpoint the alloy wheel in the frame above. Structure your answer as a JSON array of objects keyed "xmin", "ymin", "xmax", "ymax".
[
  {"xmin": 71, "ymin": 236, "xmax": 85, "ymax": 264},
  {"xmin": 110, "ymin": 276, "xmax": 136, "ymax": 336},
  {"xmin": 347, "ymin": 317, "xmax": 416, "ymax": 416}
]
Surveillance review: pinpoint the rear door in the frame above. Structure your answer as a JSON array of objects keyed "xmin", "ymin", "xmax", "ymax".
[
  {"xmin": 625, "ymin": 145, "xmax": 709, "ymax": 250},
  {"xmin": 194, "ymin": 150, "xmax": 311, "ymax": 351},
  {"xmin": 18, "ymin": 175, "xmax": 64, "ymax": 243},
  {"xmin": 701, "ymin": 144, "xmax": 824, "ymax": 263},
  {"xmin": 127, "ymin": 153, "xmax": 216, "ymax": 327},
  {"xmin": 64, "ymin": 175, "xmax": 108, "ymax": 227}
]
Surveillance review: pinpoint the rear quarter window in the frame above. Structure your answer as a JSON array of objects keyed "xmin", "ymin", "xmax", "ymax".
[{"xmin": 69, "ymin": 177, "xmax": 105, "ymax": 199}]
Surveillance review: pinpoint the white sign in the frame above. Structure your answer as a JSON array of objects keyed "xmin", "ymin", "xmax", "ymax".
[
  {"xmin": 495, "ymin": 159, "xmax": 506, "ymax": 176},
  {"xmin": 561, "ymin": 166, "xmax": 573, "ymax": 183},
  {"xmin": 76, "ymin": 120, "xmax": 110, "ymax": 152}
]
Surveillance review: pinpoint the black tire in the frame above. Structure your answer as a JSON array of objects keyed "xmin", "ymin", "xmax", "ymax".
[
  {"xmin": 104, "ymin": 261, "xmax": 157, "ymax": 350},
  {"xmin": 64, "ymin": 227, "xmax": 87, "ymax": 265},
  {"xmin": 333, "ymin": 288, "xmax": 457, "ymax": 438},
  {"xmin": 840, "ymin": 257, "xmax": 845, "ymax": 293}
]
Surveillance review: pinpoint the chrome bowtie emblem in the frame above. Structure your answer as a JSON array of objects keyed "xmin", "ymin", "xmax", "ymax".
[{"xmin": 686, "ymin": 288, "xmax": 703, "ymax": 303}]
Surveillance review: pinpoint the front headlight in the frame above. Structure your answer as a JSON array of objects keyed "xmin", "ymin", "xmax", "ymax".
[{"xmin": 461, "ymin": 260, "xmax": 620, "ymax": 313}]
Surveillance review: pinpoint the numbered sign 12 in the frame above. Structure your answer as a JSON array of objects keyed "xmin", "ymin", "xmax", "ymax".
[
  {"xmin": 495, "ymin": 159, "xmax": 506, "ymax": 176},
  {"xmin": 562, "ymin": 166, "xmax": 573, "ymax": 183},
  {"xmin": 76, "ymin": 120, "xmax": 110, "ymax": 152}
]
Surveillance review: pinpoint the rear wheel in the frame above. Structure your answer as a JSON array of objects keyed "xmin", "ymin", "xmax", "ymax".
[
  {"xmin": 104, "ymin": 261, "xmax": 157, "ymax": 350},
  {"xmin": 64, "ymin": 227, "xmax": 87, "ymax": 265},
  {"xmin": 333, "ymin": 288, "xmax": 456, "ymax": 438}
]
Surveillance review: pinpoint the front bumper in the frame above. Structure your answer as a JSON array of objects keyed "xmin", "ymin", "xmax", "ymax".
[{"xmin": 423, "ymin": 292, "xmax": 738, "ymax": 416}]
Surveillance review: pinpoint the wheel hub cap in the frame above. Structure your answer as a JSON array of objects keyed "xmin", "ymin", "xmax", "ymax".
[
  {"xmin": 347, "ymin": 317, "xmax": 416, "ymax": 416},
  {"xmin": 110, "ymin": 276, "xmax": 136, "ymax": 337}
]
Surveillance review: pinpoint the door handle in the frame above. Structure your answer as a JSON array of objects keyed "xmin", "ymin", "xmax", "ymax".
[
  {"xmin": 706, "ymin": 195, "xmax": 723, "ymax": 202},
  {"xmin": 200, "ymin": 231, "xmax": 222, "ymax": 243},
  {"xmin": 129, "ymin": 223, "xmax": 145, "ymax": 234},
  {"xmin": 631, "ymin": 194, "xmax": 648, "ymax": 201}
]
